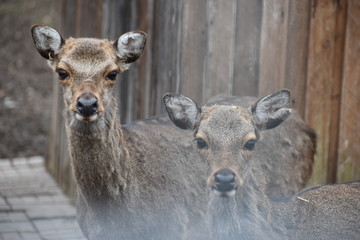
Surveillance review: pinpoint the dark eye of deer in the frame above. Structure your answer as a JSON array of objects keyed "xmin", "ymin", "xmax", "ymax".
[
  {"xmin": 195, "ymin": 138, "xmax": 208, "ymax": 149},
  {"xmin": 56, "ymin": 68, "xmax": 69, "ymax": 80},
  {"xmin": 106, "ymin": 70, "xmax": 119, "ymax": 81},
  {"xmin": 244, "ymin": 139, "xmax": 256, "ymax": 151}
]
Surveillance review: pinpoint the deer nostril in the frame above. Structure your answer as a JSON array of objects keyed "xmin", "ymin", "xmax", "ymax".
[
  {"xmin": 76, "ymin": 95, "xmax": 98, "ymax": 117},
  {"xmin": 214, "ymin": 168, "xmax": 236, "ymax": 192}
]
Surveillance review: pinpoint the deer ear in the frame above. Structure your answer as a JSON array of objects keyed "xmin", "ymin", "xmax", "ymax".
[
  {"xmin": 163, "ymin": 93, "xmax": 201, "ymax": 130},
  {"xmin": 250, "ymin": 89, "xmax": 292, "ymax": 130},
  {"xmin": 114, "ymin": 31, "xmax": 147, "ymax": 68},
  {"xmin": 31, "ymin": 25, "xmax": 65, "ymax": 60}
]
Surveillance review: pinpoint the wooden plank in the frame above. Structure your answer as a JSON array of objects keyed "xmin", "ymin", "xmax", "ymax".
[
  {"xmin": 150, "ymin": 0, "xmax": 183, "ymax": 114},
  {"xmin": 232, "ymin": 0, "xmax": 262, "ymax": 98},
  {"xmin": 136, "ymin": 0, "xmax": 154, "ymax": 119},
  {"xmin": 179, "ymin": 0, "xmax": 207, "ymax": 105},
  {"xmin": 284, "ymin": 0, "xmax": 311, "ymax": 117},
  {"xmin": 328, "ymin": 0, "xmax": 348, "ymax": 183},
  {"xmin": 337, "ymin": 0, "xmax": 360, "ymax": 182},
  {"xmin": 305, "ymin": 0, "xmax": 339, "ymax": 185},
  {"xmin": 258, "ymin": 0, "xmax": 289, "ymax": 96},
  {"xmin": 203, "ymin": 0, "xmax": 237, "ymax": 102}
]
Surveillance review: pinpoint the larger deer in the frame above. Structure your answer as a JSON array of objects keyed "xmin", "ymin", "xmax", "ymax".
[
  {"xmin": 31, "ymin": 25, "xmax": 209, "ymax": 240},
  {"xmin": 164, "ymin": 90, "xmax": 360, "ymax": 240}
]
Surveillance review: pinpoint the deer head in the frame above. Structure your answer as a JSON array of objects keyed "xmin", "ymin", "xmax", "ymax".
[
  {"xmin": 31, "ymin": 25, "xmax": 146, "ymax": 132},
  {"xmin": 163, "ymin": 90, "xmax": 292, "ymax": 197}
]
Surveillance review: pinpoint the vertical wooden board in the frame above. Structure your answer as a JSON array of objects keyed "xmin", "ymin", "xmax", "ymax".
[
  {"xmin": 151, "ymin": 0, "xmax": 183, "ymax": 114},
  {"xmin": 203, "ymin": 0, "xmax": 237, "ymax": 102},
  {"xmin": 135, "ymin": 0, "xmax": 154, "ymax": 119},
  {"xmin": 179, "ymin": 0, "xmax": 207, "ymax": 105},
  {"xmin": 284, "ymin": 0, "xmax": 311, "ymax": 117},
  {"xmin": 328, "ymin": 0, "xmax": 348, "ymax": 183},
  {"xmin": 258, "ymin": 0, "xmax": 289, "ymax": 96},
  {"xmin": 60, "ymin": 0, "xmax": 77, "ymax": 36},
  {"xmin": 113, "ymin": 0, "xmax": 135, "ymax": 123},
  {"xmin": 47, "ymin": 80, "xmax": 61, "ymax": 180},
  {"xmin": 123, "ymin": 0, "xmax": 138, "ymax": 123},
  {"xmin": 337, "ymin": 0, "xmax": 360, "ymax": 182},
  {"xmin": 305, "ymin": 0, "xmax": 338, "ymax": 185},
  {"xmin": 232, "ymin": 0, "xmax": 262, "ymax": 98}
]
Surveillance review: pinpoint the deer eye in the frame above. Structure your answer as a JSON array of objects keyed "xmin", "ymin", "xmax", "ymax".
[
  {"xmin": 244, "ymin": 139, "xmax": 256, "ymax": 151},
  {"xmin": 56, "ymin": 68, "xmax": 69, "ymax": 80},
  {"xmin": 195, "ymin": 138, "xmax": 208, "ymax": 149},
  {"xmin": 106, "ymin": 70, "xmax": 119, "ymax": 81}
]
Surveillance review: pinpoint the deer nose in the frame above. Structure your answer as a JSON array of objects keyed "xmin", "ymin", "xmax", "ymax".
[
  {"xmin": 76, "ymin": 94, "xmax": 98, "ymax": 117},
  {"xmin": 214, "ymin": 168, "xmax": 236, "ymax": 192}
]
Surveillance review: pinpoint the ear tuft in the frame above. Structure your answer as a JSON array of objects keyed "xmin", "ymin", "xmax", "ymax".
[
  {"xmin": 31, "ymin": 24, "xmax": 65, "ymax": 60},
  {"xmin": 114, "ymin": 31, "xmax": 147, "ymax": 68},
  {"xmin": 163, "ymin": 93, "xmax": 201, "ymax": 130},
  {"xmin": 251, "ymin": 89, "xmax": 292, "ymax": 130}
]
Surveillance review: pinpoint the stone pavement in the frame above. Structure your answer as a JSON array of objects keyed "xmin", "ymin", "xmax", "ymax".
[{"xmin": 0, "ymin": 156, "xmax": 86, "ymax": 240}]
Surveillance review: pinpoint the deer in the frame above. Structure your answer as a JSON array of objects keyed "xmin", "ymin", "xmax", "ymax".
[
  {"xmin": 163, "ymin": 89, "xmax": 360, "ymax": 240},
  {"xmin": 31, "ymin": 24, "xmax": 210, "ymax": 240}
]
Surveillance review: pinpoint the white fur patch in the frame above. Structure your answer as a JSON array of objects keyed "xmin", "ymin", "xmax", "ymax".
[
  {"xmin": 75, "ymin": 113, "xmax": 85, "ymax": 121},
  {"xmin": 213, "ymin": 189, "xmax": 236, "ymax": 198},
  {"xmin": 89, "ymin": 114, "xmax": 98, "ymax": 122},
  {"xmin": 75, "ymin": 113, "xmax": 98, "ymax": 122}
]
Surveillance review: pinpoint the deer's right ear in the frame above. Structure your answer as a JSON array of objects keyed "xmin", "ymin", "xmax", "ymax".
[
  {"xmin": 114, "ymin": 31, "xmax": 147, "ymax": 69},
  {"xmin": 163, "ymin": 93, "xmax": 201, "ymax": 130},
  {"xmin": 31, "ymin": 25, "xmax": 65, "ymax": 60}
]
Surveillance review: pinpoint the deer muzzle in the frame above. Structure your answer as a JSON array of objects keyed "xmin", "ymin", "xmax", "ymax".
[
  {"xmin": 76, "ymin": 93, "xmax": 98, "ymax": 121},
  {"xmin": 212, "ymin": 168, "xmax": 237, "ymax": 197}
]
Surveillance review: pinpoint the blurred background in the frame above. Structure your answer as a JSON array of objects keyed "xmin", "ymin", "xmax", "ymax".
[{"xmin": 1, "ymin": 0, "xmax": 359, "ymax": 198}]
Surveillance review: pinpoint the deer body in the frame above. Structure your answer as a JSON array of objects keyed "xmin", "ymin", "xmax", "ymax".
[
  {"xmin": 164, "ymin": 90, "xmax": 360, "ymax": 240},
  {"xmin": 71, "ymin": 114, "xmax": 208, "ymax": 239},
  {"xmin": 31, "ymin": 25, "xmax": 208, "ymax": 240}
]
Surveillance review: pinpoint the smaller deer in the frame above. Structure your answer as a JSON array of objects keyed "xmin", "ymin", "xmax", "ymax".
[{"xmin": 164, "ymin": 89, "xmax": 360, "ymax": 240}]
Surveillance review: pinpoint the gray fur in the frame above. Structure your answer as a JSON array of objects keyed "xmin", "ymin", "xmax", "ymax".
[
  {"xmin": 31, "ymin": 25, "xmax": 208, "ymax": 240},
  {"xmin": 166, "ymin": 91, "xmax": 360, "ymax": 240}
]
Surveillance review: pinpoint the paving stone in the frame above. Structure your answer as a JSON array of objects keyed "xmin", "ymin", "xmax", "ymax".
[
  {"xmin": 0, "ymin": 160, "xmax": 12, "ymax": 171},
  {"xmin": 1, "ymin": 232, "xmax": 22, "ymax": 240},
  {"xmin": 19, "ymin": 232, "xmax": 42, "ymax": 240},
  {"xmin": 7, "ymin": 195, "xmax": 69, "ymax": 210},
  {"xmin": 27, "ymin": 205, "xmax": 76, "ymax": 219},
  {"xmin": 11, "ymin": 158, "xmax": 29, "ymax": 169},
  {"xmin": 40, "ymin": 229, "xmax": 85, "ymax": 240},
  {"xmin": 0, "ymin": 222, "xmax": 35, "ymax": 233},
  {"xmin": 33, "ymin": 218, "xmax": 79, "ymax": 231},
  {"xmin": 0, "ymin": 212, "xmax": 27, "ymax": 222},
  {"xmin": 0, "ymin": 157, "xmax": 84, "ymax": 239},
  {"xmin": 0, "ymin": 198, "xmax": 10, "ymax": 211}
]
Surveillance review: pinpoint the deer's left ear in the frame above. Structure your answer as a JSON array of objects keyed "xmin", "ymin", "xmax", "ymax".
[
  {"xmin": 250, "ymin": 89, "xmax": 292, "ymax": 130},
  {"xmin": 31, "ymin": 24, "xmax": 65, "ymax": 60},
  {"xmin": 114, "ymin": 31, "xmax": 147, "ymax": 68}
]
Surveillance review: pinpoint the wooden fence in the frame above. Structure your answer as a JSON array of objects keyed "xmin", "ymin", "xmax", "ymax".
[{"xmin": 47, "ymin": 0, "xmax": 360, "ymax": 197}]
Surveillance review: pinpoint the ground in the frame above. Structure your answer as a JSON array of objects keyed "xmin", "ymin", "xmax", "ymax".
[{"xmin": 0, "ymin": 0, "xmax": 59, "ymax": 158}]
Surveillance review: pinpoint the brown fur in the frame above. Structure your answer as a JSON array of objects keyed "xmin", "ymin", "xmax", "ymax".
[
  {"xmin": 165, "ymin": 93, "xmax": 359, "ymax": 240},
  {"xmin": 31, "ymin": 25, "xmax": 208, "ymax": 240}
]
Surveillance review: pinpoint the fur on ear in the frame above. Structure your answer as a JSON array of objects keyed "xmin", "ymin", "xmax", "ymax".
[
  {"xmin": 251, "ymin": 89, "xmax": 292, "ymax": 130},
  {"xmin": 114, "ymin": 31, "xmax": 147, "ymax": 69},
  {"xmin": 163, "ymin": 93, "xmax": 201, "ymax": 130},
  {"xmin": 31, "ymin": 24, "xmax": 65, "ymax": 60}
]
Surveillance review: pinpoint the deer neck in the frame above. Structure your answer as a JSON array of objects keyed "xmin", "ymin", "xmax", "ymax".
[
  {"xmin": 65, "ymin": 98, "xmax": 131, "ymax": 200},
  {"xmin": 207, "ymin": 170, "xmax": 279, "ymax": 240}
]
